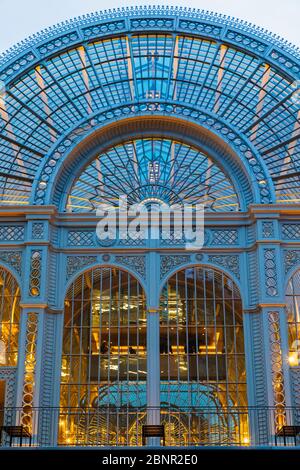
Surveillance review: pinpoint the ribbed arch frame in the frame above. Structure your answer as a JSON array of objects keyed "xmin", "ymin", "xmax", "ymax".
[
  {"xmin": 0, "ymin": 6, "xmax": 299, "ymax": 209},
  {"xmin": 159, "ymin": 262, "xmax": 243, "ymax": 302}
]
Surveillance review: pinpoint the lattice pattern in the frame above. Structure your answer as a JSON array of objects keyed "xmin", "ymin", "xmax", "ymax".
[
  {"xmin": 208, "ymin": 255, "xmax": 240, "ymax": 279},
  {"xmin": 66, "ymin": 255, "xmax": 97, "ymax": 279},
  {"xmin": 264, "ymin": 249, "xmax": 278, "ymax": 297},
  {"xmin": 251, "ymin": 314, "xmax": 268, "ymax": 444},
  {"xmin": 67, "ymin": 231, "xmax": 95, "ymax": 246},
  {"xmin": 0, "ymin": 225, "xmax": 24, "ymax": 241},
  {"xmin": 282, "ymin": 224, "xmax": 300, "ymax": 239},
  {"xmin": 68, "ymin": 138, "xmax": 239, "ymax": 213},
  {"xmin": 32, "ymin": 223, "xmax": 44, "ymax": 240},
  {"xmin": 40, "ymin": 315, "xmax": 56, "ymax": 445},
  {"xmin": 115, "ymin": 255, "xmax": 146, "ymax": 278},
  {"xmin": 160, "ymin": 230, "xmax": 185, "ymax": 246},
  {"xmin": 0, "ymin": 250, "xmax": 22, "ymax": 274},
  {"xmin": 21, "ymin": 313, "xmax": 38, "ymax": 433},
  {"xmin": 284, "ymin": 250, "xmax": 300, "ymax": 274},
  {"xmin": 211, "ymin": 229, "xmax": 238, "ymax": 245},
  {"xmin": 160, "ymin": 255, "xmax": 191, "ymax": 279},
  {"xmin": 119, "ymin": 234, "xmax": 146, "ymax": 246},
  {"xmin": 290, "ymin": 368, "xmax": 300, "ymax": 409},
  {"xmin": 0, "ymin": 368, "xmax": 17, "ymax": 410},
  {"xmin": 262, "ymin": 222, "xmax": 274, "ymax": 238},
  {"xmin": 268, "ymin": 311, "xmax": 286, "ymax": 432},
  {"xmin": 29, "ymin": 250, "xmax": 42, "ymax": 297}
]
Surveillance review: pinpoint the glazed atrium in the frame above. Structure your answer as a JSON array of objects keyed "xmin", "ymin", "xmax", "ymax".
[{"xmin": 0, "ymin": 5, "xmax": 299, "ymax": 448}]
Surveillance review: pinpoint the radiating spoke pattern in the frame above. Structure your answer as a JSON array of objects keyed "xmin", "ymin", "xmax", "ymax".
[
  {"xmin": 59, "ymin": 267, "xmax": 147, "ymax": 446},
  {"xmin": 67, "ymin": 138, "xmax": 239, "ymax": 212},
  {"xmin": 0, "ymin": 24, "xmax": 299, "ymax": 205}
]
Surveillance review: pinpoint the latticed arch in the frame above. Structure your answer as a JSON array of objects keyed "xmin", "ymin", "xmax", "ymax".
[
  {"xmin": 159, "ymin": 265, "xmax": 248, "ymax": 445},
  {"xmin": 67, "ymin": 136, "xmax": 240, "ymax": 212},
  {"xmin": 0, "ymin": 7, "xmax": 299, "ymax": 209},
  {"xmin": 0, "ymin": 266, "xmax": 21, "ymax": 367}
]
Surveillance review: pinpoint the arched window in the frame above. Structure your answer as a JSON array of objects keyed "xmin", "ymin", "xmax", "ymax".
[
  {"xmin": 59, "ymin": 267, "xmax": 146, "ymax": 446},
  {"xmin": 67, "ymin": 138, "xmax": 239, "ymax": 213},
  {"xmin": 0, "ymin": 267, "xmax": 21, "ymax": 366},
  {"xmin": 286, "ymin": 269, "xmax": 300, "ymax": 367},
  {"xmin": 160, "ymin": 266, "xmax": 248, "ymax": 446}
]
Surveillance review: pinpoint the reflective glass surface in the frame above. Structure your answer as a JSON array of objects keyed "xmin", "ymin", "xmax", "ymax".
[{"xmin": 1, "ymin": 34, "xmax": 299, "ymax": 205}]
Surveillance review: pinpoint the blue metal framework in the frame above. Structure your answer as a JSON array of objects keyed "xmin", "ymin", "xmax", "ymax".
[
  {"xmin": 0, "ymin": 6, "xmax": 299, "ymax": 207},
  {"xmin": 0, "ymin": 6, "xmax": 299, "ymax": 448}
]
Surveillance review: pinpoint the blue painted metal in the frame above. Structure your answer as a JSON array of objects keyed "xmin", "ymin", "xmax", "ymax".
[{"xmin": 0, "ymin": 6, "xmax": 299, "ymax": 447}]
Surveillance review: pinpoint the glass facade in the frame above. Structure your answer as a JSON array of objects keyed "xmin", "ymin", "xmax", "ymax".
[
  {"xmin": 0, "ymin": 6, "xmax": 299, "ymax": 449},
  {"xmin": 68, "ymin": 138, "xmax": 239, "ymax": 212},
  {"xmin": 0, "ymin": 267, "xmax": 20, "ymax": 367},
  {"xmin": 0, "ymin": 31, "xmax": 299, "ymax": 205},
  {"xmin": 286, "ymin": 269, "xmax": 300, "ymax": 367},
  {"xmin": 59, "ymin": 267, "xmax": 147, "ymax": 445},
  {"xmin": 160, "ymin": 267, "xmax": 248, "ymax": 446},
  {"xmin": 59, "ymin": 265, "xmax": 248, "ymax": 446}
]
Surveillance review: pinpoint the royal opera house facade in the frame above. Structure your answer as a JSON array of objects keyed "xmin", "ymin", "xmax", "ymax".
[{"xmin": 0, "ymin": 5, "xmax": 299, "ymax": 448}]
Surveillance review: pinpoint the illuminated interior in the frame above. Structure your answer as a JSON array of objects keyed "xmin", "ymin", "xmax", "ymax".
[
  {"xmin": 286, "ymin": 269, "xmax": 300, "ymax": 367},
  {"xmin": 0, "ymin": 6, "xmax": 299, "ymax": 449},
  {"xmin": 160, "ymin": 267, "xmax": 248, "ymax": 445},
  {"xmin": 67, "ymin": 138, "xmax": 239, "ymax": 212},
  {"xmin": 0, "ymin": 267, "xmax": 20, "ymax": 367},
  {"xmin": 59, "ymin": 267, "xmax": 147, "ymax": 446},
  {"xmin": 59, "ymin": 265, "xmax": 248, "ymax": 446}
]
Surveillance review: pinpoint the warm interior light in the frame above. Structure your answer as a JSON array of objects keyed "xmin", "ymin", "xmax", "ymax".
[
  {"xmin": 0, "ymin": 339, "xmax": 6, "ymax": 365},
  {"xmin": 242, "ymin": 437, "xmax": 250, "ymax": 445},
  {"xmin": 288, "ymin": 352, "xmax": 299, "ymax": 367}
]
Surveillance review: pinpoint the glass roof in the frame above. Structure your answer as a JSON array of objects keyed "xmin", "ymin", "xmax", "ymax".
[
  {"xmin": 67, "ymin": 138, "xmax": 239, "ymax": 212},
  {"xmin": 0, "ymin": 8, "xmax": 299, "ymax": 208}
]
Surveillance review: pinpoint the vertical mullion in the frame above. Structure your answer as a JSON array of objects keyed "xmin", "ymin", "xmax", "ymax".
[
  {"xmin": 166, "ymin": 281, "xmax": 171, "ymax": 445},
  {"xmin": 116, "ymin": 269, "xmax": 121, "ymax": 445},
  {"xmin": 127, "ymin": 272, "xmax": 131, "ymax": 445},
  {"xmin": 232, "ymin": 282, "xmax": 239, "ymax": 409},
  {"xmin": 176, "ymin": 272, "xmax": 180, "ymax": 445},
  {"xmin": 67, "ymin": 281, "xmax": 75, "ymax": 438},
  {"xmin": 212, "ymin": 270, "xmax": 220, "ymax": 443},
  {"xmin": 76, "ymin": 274, "xmax": 84, "ymax": 445},
  {"xmin": 136, "ymin": 279, "xmax": 140, "ymax": 445}
]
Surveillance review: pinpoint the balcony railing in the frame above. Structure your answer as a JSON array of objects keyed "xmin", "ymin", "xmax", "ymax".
[{"xmin": 0, "ymin": 406, "xmax": 300, "ymax": 447}]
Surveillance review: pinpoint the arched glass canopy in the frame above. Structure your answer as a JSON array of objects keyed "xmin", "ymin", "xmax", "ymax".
[
  {"xmin": 67, "ymin": 138, "xmax": 239, "ymax": 212},
  {"xmin": 0, "ymin": 7, "xmax": 299, "ymax": 208}
]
